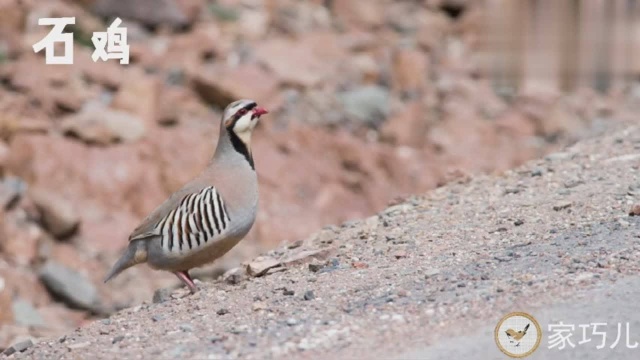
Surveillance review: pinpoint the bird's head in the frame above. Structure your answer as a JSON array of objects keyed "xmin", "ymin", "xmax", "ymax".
[{"xmin": 222, "ymin": 99, "xmax": 268, "ymax": 138}]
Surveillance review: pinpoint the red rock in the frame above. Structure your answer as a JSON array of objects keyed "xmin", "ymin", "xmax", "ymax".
[
  {"xmin": 75, "ymin": 48, "xmax": 124, "ymax": 89},
  {"xmin": 192, "ymin": 64, "xmax": 280, "ymax": 108},
  {"xmin": 332, "ymin": 0, "xmax": 385, "ymax": 29},
  {"xmin": 93, "ymin": 0, "xmax": 202, "ymax": 28},
  {"xmin": 0, "ymin": 0, "xmax": 25, "ymax": 33},
  {"xmin": 8, "ymin": 54, "xmax": 95, "ymax": 115},
  {"xmin": 0, "ymin": 274, "xmax": 14, "ymax": 325},
  {"xmin": 417, "ymin": 10, "xmax": 450, "ymax": 51},
  {"xmin": 0, "ymin": 212, "xmax": 42, "ymax": 266},
  {"xmin": 0, "ymin": 265, "xmax": 52, "ymax": 307},
  {"xmin": 161, "ymin": 23, "xmax": 228, "ymax": 72},
  {"xmin": 29, "ymin": 187, "xmax": 80, "ymax": 239},
  {"xmin": 5, "ymin": 134, "xmax": 166, "ymax": 251},
  {"xmin": 349, "ymin": 54, "xmax": 381, "ymax": 85},
  {"xmin": 629, "ymin": 204, "xmax": 640, "ymax": 216},
  {"xmin": 60, "ymin": 103, "xmax": 146, "ymax": 145},
  {"xmin": 352, "ymin": 261, "xmax": 369, "ymax": 269},
  {"xmin": 256, "ymin": 35, "xmax": 342, "ymax": 88},
  {"xmin": 392, "ymin": 48, "xmax": 430, "ymax": 96},
  {"xmin": 380, "ymin": 101, "xmax": 429, "ymax": 147},
  {"xmin": 111, "ymin": 69, "xmax": 160, "ymax": 128}
]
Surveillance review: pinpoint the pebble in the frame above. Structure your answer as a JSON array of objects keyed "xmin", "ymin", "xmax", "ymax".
[
  {"xmin": 179, "ymin": 324, "xmax": 194, "ymax": 332},
  {"xmin": 100, "ymin": 319, "xmax": 111, "ymax": 325},
  {"xmin": 514, "ymin": 219, "xmax": 524, "ymax": 226},
  {"xmin": 217, "ymin": 308, "xmax": 230, "ymax": 315},
  {"xmin": 286, "ymin": 318, "xmax": 299, "ymax": 326},
  {"xmin": 629, "ymin": 204, "xmax": 640, "ymax": 216},
  {"xmin": 303, "ymin": 290, "xmax": 316, "ymax": 301},
  {"xmin": 67, "ymin": 341, "xmax": 91, "ymax": 349},
  {"xmin": 151, "ymin": 314, "xmax": 165, "ymax": 322},
  {"xmin": 308, "ymin": 262, "xmax": 324, "ymax": 273},
  {"xmin": 247, "ymin": 256, "xmax": 281, "ymax": 277},
  {"xmin": 252, "ymin": 302, "xmax": 267, "ymax": 311},
  {"xmin": 553, "ymin": 201, "xmax": 572, "ymax": 211},
  {"xmin": 424, "ymin": 269, "xmax": 440, "ymax": 278},
  {"xmin": 112, "ymin": 336, "xmax": 125, "ymax": 344},
  {"xmin": 282, "ymin": 288, "xmax": 295, "ymax": 296},
  {"xmin": 152, "ymin": 288, "xmax": 173, "ymax": 304},
  {"xmin": 3, "ymin": 340, "xmax": 34, "ymax": 356},
  {"xmin": 393, "ymin": 250, "xmax": 408, "ymax": 259},
  {"xmin": 531, "ymin": 168, "xmax": 544, "ymax": 177}
]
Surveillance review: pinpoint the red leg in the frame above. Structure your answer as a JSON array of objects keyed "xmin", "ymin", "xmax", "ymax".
[{"xmin": 174, "ymin": 271, "xmax": 197, "ymax": 294}]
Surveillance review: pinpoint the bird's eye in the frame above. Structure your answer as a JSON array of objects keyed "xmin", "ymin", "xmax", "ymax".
[{"xmin": 238, "ymin": 109, "xmax": 247, "ymax": 115}]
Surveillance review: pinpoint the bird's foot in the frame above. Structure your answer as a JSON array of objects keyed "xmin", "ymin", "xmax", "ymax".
[{"xmin": 174, "ymin": 271, "xmax": 198, "ymax": 294}]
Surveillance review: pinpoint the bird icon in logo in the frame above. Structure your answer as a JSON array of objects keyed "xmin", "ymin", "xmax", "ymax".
[{"xmin": 505, "ymin": 323, "xmax": 530, "ymax": 347}]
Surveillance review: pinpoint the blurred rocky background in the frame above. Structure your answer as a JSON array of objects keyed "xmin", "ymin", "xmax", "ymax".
[{"xmin": 0, "ymin": 0, "xmax": 639, "ymax": 350}]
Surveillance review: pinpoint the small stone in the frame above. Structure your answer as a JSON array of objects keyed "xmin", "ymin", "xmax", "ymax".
[
  {"xmin": 303, "ymin": 290, "xmax": 315, "ymax": 301},
  {"xmin": 393, "ymin": 251, "xmax": 408, "ymax": 259},
  {"xmin": 530, "ymin": 168, "xmax": 544, "ymax": 177},
  {"xmin": 352, "ymin": 261, "xmax": 369, "ymax": 269},
  {"xmin": 3, "ymin": 339, "xmax": 34, "ymax": 355},
  {"xmin": 553, "ymin": 202, "xmax": 572, "ymax": 211},
  {"xmin": 99, "ymin": 328, "xmax": 110, "ymax": 335},
  {"xmin": 229, "ymin": 325, "xmax": 248, "ymax": 334},
  {"xmin": 153, "ymin": 288, "xmax": 173, "ymax": 304},
  {"xmin": 564, "ymin": 179, "xmax": 583, "ymax": 189},
  {"xmin": 514, "ymin": 219, "xmax": 524, "ymax": 226},
  {"xmin": 112, "ymin": 335, "xmax": 125, "ymax": 344},
  {"xmin": 68, "ymin": 341, "xmax": 91, "ymax": 349},
  {"xmin": 252, "ymin": 302, "xmax": 267, "ymax": 311},
  {"xmin": 282, "ymin": 288, "xmax": 295, "ymax": 296},
  {"xmin": 246, "ymin": 256, "xmax": 281, "ymax": 277},
  {"xmin": 100, "ymin": 319, "xmax": 111, "ymax": 325},
  {"xmin": 545, "ymin": 152, "xmax": 571, "ymax": 161},
  {"xmin": 286, "ymin": 318, "xmax": 298, "ymax": 326},
  {"xmin": 308, "ymin": 262, "xmax": 324, "ymax": 273},
  {"xmin": 179, "ymin": 324, "xmax": 194, "ymax": 332},
  {"xmin": 424, "ymin": 269, "xmax": 440, "ymax": 278},
  {"xmin": 217, "ymin": 308, "xmax": 230, "ymax": 316},
  {"xmin": 281, "ymin": 248, "xmax": 334, "ymax": 267},
  {"xmin": 210, "ymin": 335, "xmax": 226, "ymax": 343},
  {"xmin": 151, "ymin": 314, "xmax": 165, "ymax": 322},
  {"xmin": 222, "ymin": 267, "xmax": 246, "ymax": 285},
  {"xmin": 629, "ymin": 204, "xmax": 640, "ymax": 216}
]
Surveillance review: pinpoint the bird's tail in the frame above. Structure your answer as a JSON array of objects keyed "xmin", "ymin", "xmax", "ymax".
[{"xmin": 103, "ymin": 240, "xmax": 148, "ymax": 283}]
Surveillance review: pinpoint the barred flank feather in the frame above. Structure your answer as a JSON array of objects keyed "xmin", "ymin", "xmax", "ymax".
[{"xmin": 157, "ymin": 187, "xmax": 231, "ymax": 253}]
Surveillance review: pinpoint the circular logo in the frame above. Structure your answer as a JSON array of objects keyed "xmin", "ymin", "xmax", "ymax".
[{"xmin": 494, "ymin": 312, "xmax": 542, "ymax": 358}]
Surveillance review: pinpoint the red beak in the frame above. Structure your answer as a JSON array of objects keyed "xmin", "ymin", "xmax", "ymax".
[{"xmin": 253, "ymin": 107, "xmax": 268, "ymax": 116}]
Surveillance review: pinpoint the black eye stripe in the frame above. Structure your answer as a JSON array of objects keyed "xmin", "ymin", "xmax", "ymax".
[{"xmin": 233, "ymin": 103, "xmax": 257, "ymax": 119}]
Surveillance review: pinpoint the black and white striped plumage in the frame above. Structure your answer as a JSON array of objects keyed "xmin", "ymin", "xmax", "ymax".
[{"xmin": 156, "ymin": 186, "xmax": 230, "ymax": 253}]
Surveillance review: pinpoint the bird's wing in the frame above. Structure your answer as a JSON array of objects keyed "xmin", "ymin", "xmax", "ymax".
[
  {"xmin": 129, "ymin": 180, "xmax": 210, "ymax": 242},
  {"xmin": 505, "ymin": 329, "xmax": 516, "ymax": 337}
]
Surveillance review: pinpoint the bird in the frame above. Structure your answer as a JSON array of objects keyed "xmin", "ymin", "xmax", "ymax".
[
  {"xmin": 103, "ymin": 99, "xmax": 268, "ymax": 293},
  {"xmin": 505, "ymin": 323, "xmax": 530, "ymax": 346}
]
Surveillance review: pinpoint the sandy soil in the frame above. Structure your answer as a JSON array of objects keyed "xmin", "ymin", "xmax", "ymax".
[{"xmin": 5, "ymin": 120, "xmax": 640, "ymax": 359}]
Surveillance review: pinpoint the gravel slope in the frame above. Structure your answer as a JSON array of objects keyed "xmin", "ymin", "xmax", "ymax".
[{"xmin": 5, "ymin": 121, "xmax": 640, "ymax": 359}]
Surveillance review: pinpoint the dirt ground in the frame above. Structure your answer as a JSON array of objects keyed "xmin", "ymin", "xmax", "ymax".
[{"xmin": 5, "ymin": 119, "xmax": 640, "ymax": 359}]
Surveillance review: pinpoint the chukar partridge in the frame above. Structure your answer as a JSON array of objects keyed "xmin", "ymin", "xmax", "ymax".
[{"xmin": 104, "ymin": 99, "xmax": 268, "ymax": 293}]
